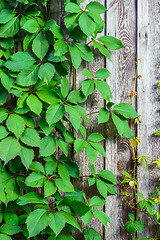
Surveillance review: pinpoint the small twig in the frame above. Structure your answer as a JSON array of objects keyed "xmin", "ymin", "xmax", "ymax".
[{"xmin": 87, "ymin": 111, "xmax": 99, "ymax": 116}]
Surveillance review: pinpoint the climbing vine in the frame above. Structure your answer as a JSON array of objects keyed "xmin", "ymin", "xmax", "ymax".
[{"xmin": 0, "ymin": 0, "xmax": 158, "ymax": 240}]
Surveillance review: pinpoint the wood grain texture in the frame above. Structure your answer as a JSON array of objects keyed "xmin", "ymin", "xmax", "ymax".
[
  {"xmin": 137, "ymin": 0, "xmax": 160, "ymax": 238},
  {"xmin": 105, "ymin": 0, "xmax": 137, "ymax": 239}
]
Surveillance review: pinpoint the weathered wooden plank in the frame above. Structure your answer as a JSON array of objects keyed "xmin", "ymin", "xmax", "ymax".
[
  {"xmin": 137, "ymin": 0, "xmax": 160, "ymax": 238},
  {"xmin": 74, "ymin": 0, "xmax": 106, "ymax": 238},
  {"xmin": 105, "ymin": 0, "xmax": 137, "ymax": 239}
]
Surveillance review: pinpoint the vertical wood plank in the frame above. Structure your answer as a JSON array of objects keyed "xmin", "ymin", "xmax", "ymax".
[
  {"xmin": 137, "ymin": 0, "xmax": 160, "ymax": 238},
  {"xmin": 74, "ymin": 0, "xmax": 106, "ymax": 238},
  {"xmin": 105, "ymin": 0, "xmax": 137, "ymax": 239}
]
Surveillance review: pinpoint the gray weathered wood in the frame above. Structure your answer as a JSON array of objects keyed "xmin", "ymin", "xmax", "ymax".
[
  {"xmin": 137, "ymin": 0, "xmax": 160, "ymax": 238},
  {"xmin": 105, "ymin": 0, "xmax": 137, "ymax": 239}
]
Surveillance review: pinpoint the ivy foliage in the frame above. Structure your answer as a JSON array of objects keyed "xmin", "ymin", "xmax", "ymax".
[{"xmin": 0, "ymin": 0, "xmax": 138, "ymax": 239}]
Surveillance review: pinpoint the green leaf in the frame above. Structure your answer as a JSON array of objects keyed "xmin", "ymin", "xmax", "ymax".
[
  {"xmin": 0, "ymin": 108, "xmax": 9, "ymax": 123},
  {"xmin": 134, "ymin": 220, "xmax": 143, "ymax": 233},
  {"xmin": 0, "ymin": 126, "xmax": 9, "ymax": 140},
  {"xmin": 44, "ymin": 180, "xmax": 56, "ymax": 197},
  {"xmin": 89, "ymin": 164, "xmax": 95, "ymax": 175},
  {"xmin": 79, "ymin": 125, "xmax": 86, "ymax": 138},
  {"xmin": 65, "ymin": 105, "xmax": 81, "ymax": 131},
  {"xmin": 62, "ymin": 160, "xmax": 79, "ymax": 179},
  {"xmin": 29, "ymin": 161, "xmax": 45, "ymax": 174},
  {"xmin": 124, "ymin": 221, "xmax": 135, "ymax": 234},
  {"xmin": 27, "ymin": 209, "xmax": 49, "ymax": 237},
  {"xmin": 0, "ymin": 9, "xmax": 15, "ymax": 24},
  {"xmin": 65, "ymin": 201, "xmax": 90, "ymax": 217},
  {"xmin": 39, "ymin": 135, "xmax": 57, "ymax": 157},
  {"xmin": 26, "ymin": 94, "xmax": 42, "ymax": 116},
  {"xmin": 85, "ymin": 143, "xmax": 98, "ymax": 163},
  {"xmin": 74, "ymin": 42, "xmax": 94, "ymax": 62},
  {"xmin": 69, "ymin": 44, "xmax": 82, "ymax": 70},
  {"xmin": 19, "ymin": 144, "xmax": 34, "ymax": 169},
  {"xmin": 74, "ymin": 139, "xmax": 87, "ymax": 153},
  {"xmin": 56, "ymin": 235, "xmax": 75, "ymax": 240},
  {"xmin": 88, "ymin": 133, "xmax": 104, "ymax": 142},
  {"xmin": 46, "ymin": 104, "xmax": 64, "ymax": 125},
  {"xmin": 122, "ymin": 171, "xmax": 131, "ymax": 178},
  {"xmin": 98, "ymin": 108, "xmax": 110, "ymax": 124},
  {"xmin": 38, "ymin": 63, "xmax": 55, "ymax": 84},
  {"xmin": 136, "ymin": 192, "xmax": 144, "ymax": 198},
  {"xmin": 20, "ymin": 128, "xmax": 40, "ymax": 147},
  {"xmin": 0, "ymin": 137, "xmax": 20, "ymax": 164},
  {"xmin": 81, "ymin": 211, "xmax": 93, "ymax": 225},
  {"xmin": 16, "ymin": 65, "xmax": 39, "ymax": 86},
  {"xmin": 37, "ymin": 86, "xmax": 61, "ymax": 104},
  {"xmin": 32, "ymin": 33, "xmax": 49, "ymax": 60},
  {"xmin": 23, "ymin": 33, "xmax": 36, "ymax": 51},
  {"xmin": 65, "ymin": 3, "xmax": 82, "ymax": 13},
  {"xmin": 0, "ymin": 17, "xmax": 19, "ymax": 38},
  {"xmin": 61, "ymin": 77, "xmax": 69, "ymax": 99},
  {"xmin": 97, "ymin": 170, "xmax": 117, "ymax": 183},
  {"xmin": 86, "ymin": 1, "xmax": 107, "ymax": 14},
  {"xmin": 95, "ymin": 68, "xmax": 111, "ymax": 79},
  {"xmin": 84, "ymin": 228, "xmax": 103, "ymax": 240},
  {"xmin": 89, "ymin": 196, "xmax": 105, "ymax": 207},
  {"xmin": 98, "ymin": 36, "xmax": 124, "ymax": 50},
  {"xmin": 25, "ymin": 172, "xmax": 46, "ymax": 187},
  {"xmin": 1, "ymin": 74, "xmax": 14, "ymax": 91},
  {"xmin": 5, "ymin": 178, "xmax": 20, "ymax": 203},
  {"xmin": 58, "ymin": 163, "xmax": 70, "ymax": 180},
  {"xmin": 39, "ymin": 116, "xmax": 55, "ymax": 135},
  {"xmin": 0, "ymin": 234, "xmax": 12, "ymax": 240},
  {"xmin": 61, "ymin": 212, "xmax": 81, "ymax": 231},
  {"xmin": 96, "ymin": 178, "xmax": 108, "ymax": 198},
  {"xmin": 79, "ymin": 12, "xmax": 95, "ymax": 37},
  {"xmin": 93, "ymin": 40, "xmax": 111, "ymax": 60},
  {"xmin": 122, "ymin": 118, "xmax": 134, "ymax": 139},
  {"xmin": 82, "ymin": 79, "xmax": 95, "ymax": 97},
  {"xmin": 4, "ymin": 52, "xmax": 36, "ymax": 72},
  {"xmin": 49, "ymin": 212, "xmax": 66, "ymax": 236},
  {"xmin": 22, "ymin": 19, "xmax": 40, "ymax": 33},
  {"xmin": 4, "ymin": 212, "xmax": 18, "ymax": 225},
  {"xmin": 66, "ymin": 90, "xmax": 86, "ymax": 104},
  {"xmin": 129, "ymin": 213, "xmax": 135, "ymax": 221},
  {"xmin": 45, "ymin": 156, "xmax": 57, "ymax": 175},
  {"xmin": 54, "ymin": 178, "xmax": 75, "ymax": 192},
  {"xmin": 50, "ymin": 25, "xmax": 64, "ymax": 38},
  {"xmin": 6, "ymin": 113, "xmax": 25, "ymax": 138},
  {"xmin": 57, "ymin": 138, "xmax": 69, "ymax": 156},
  {"xmin": 17, "ymin": 92, "xmax": 28, "ymax": 109},
  {"xmin": 0, "ymin": 84, "xmax": 8, "ymax": 106},
  {"xmin": 54, "ymin": 39, "xmax": 68, "ymax": 56},
  {"xmin": 82, "ymin": 68, "xmax": 94, "ymax": 78},
  {"xmin": 0, "ymin": 224, "xmax": 22, "ymax": 235},
  {"xmin": 17, "ymin": 192, "xmax": 48, "ymax": 205},
  {"xmin": 111, "ymin": 113, "xmax": 124, "ymax": 137},
  {"xmin": 92, "ymin": 209, "xmax": 110, "ymax": 227},
  {"xmin": 112, "ymin": 103, "xmax": 138, "ymax": 118},
  {"xmin": 64, "ymin": 12, "xmax": 80, "ymax": 30},
  {"xmin": 95, "ymin": 79, "xmax": 112, "ymax": 100},
  {"xmin": 89, "ymin": 142, "xmax": 106, "ymax": 157}
]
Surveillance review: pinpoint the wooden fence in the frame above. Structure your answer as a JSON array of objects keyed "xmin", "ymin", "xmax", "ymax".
[{"xmin": 54, "ymin": 0, "xmax": 160, "ymax": 239}]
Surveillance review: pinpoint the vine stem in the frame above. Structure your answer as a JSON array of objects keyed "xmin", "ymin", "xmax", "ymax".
[
  {"xmin": 87, "ymin": 111, "xmax": 99, "ymax": 116},
  {"xmin": 121, "ymin": 186, "xmax": 158, "ymax": 224}
]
